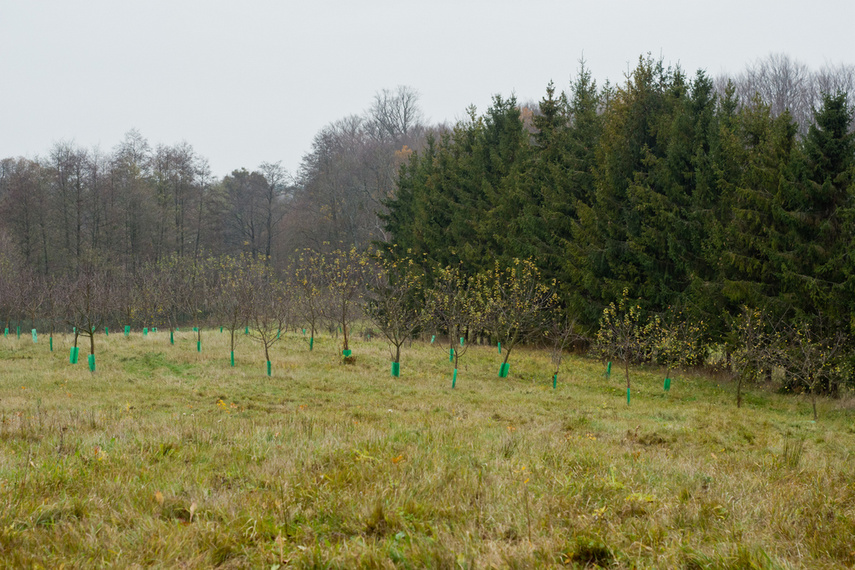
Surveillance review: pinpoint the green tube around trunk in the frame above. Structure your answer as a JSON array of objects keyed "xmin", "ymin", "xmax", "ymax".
[
  {"xmin": 452, "ymin": 368, "xmax": 458, "ymax": 389},
  {"xmin": 391, "ymin": 361, "xmax": 400, "ymax": 377}
]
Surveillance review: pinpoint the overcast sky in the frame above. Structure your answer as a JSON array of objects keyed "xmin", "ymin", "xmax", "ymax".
[{"xmin": 2, "ymin": 0, "xmax": 853, "ymax": 178}]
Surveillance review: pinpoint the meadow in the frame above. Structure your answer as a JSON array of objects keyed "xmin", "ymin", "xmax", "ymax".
[{"xmin": 1, "ymin": 328, "xmax": 854, "ymax": 569}]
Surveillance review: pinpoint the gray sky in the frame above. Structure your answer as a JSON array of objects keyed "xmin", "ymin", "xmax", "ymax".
[{"xmin": 2, "ymin": 0, "xmax": 853, "ymax": 178}]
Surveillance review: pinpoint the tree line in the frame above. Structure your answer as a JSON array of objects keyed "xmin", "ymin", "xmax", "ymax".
[{"xmin": 383, "ymin": 54, "xmax": 855, "ymax": 397}]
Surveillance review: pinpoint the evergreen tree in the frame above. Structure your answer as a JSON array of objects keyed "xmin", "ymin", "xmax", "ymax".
[
  {"xmin": 788, "ymin": 92, "xmax": 855, "ymax": 326},
  {"xmin": 719, "ymin": 97, "xmax": 799, "ymax": 317}
]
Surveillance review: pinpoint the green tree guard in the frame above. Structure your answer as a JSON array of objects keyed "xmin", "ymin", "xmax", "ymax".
[
  {"xmin": 230, "ymin": 351, "xmax": 235, "ymax": 367},
  {"xmin": 449, "ymin": 348, "xmax": 454, "ymax": 362},
  {"xmin": 498, "ymin": 342, "xmax": 501, "ymax": 354},
  {"xmin": 664, "ymin": 378, "xmax": 671, "ymax": 391},
  {"xmin": 342, "ymin": 349, "xmax": 352, "ymax": 358},
  {"xmin": 459, "ymin": 337, "xmax": 464, "ymax": 346},
  {"xmin": 627, "ymin": 388, "xmax": 631, "ymax": 405},
  {"xmin": 124, "ymin": 326, "xmax": 130, "ymax": 336},
  {"xmin": 17, "ymin": 326, "xmax": 21, "ymax": 338},
  {"xmin": 309, "ymin": 337, "xmax": 314, "ymax": 351},
  {"xmin": 88, "ymin": 354, "xmax": 95, "ymax": 373},
  {"xmin": 553, "ymin": 374, "xmax": 557, "ymax": 389},
  {"xmin": 143, "ymin": 328, "xmax": 148, "ymax": 336},
  {"xmin": 170, "ymin": 331, "xmax": 174, "ymax": 345},
  {"xmin": 3, "ymin": 328, "xmax": 7, "ymax": 336},
  {"xmin": 105, "ymin": 327, "xmax": 109, "ymax": 336},
  {"xmin": 197, "ymin": 341, "xmax": 201, "ymax": 352},
  {"xmin": 49, "ymin": 337, "xmax": 53, "ymax": 351},
  {"xmin": 391, "ymin": 362, "xmax": 400, "ymax": 377},
  {"xmin": 31, "ymin": 329, "xmax": 37, "ymax": 343},
  {"xmin": 606, "ymin": 361, "xmax": 612, "ymax": 378},
  {"xmin": 220, "ymin": 326, "xmax": 223, "ymax": 333},
  {"xmin": 452, "ymin": 368, "xmax": 458, "ymax": 388},
  {"xmin": 267, "ymin": 361, "xmax": 272, "ymax": 376},
  {"xmin": 430, "ymin": 335, "xmax": 435, "ymax": 344},
  {"xmin": 498, "ymin": 362, "xmax": 510, "ymax": 377}
]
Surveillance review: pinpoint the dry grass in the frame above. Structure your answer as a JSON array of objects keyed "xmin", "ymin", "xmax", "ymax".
[{"xmin": 1, "ymin": 328, "xmax": 855, "ymax": 568}]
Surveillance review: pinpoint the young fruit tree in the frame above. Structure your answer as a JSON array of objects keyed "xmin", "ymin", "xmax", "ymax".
[
  {"xmin": 293, "ymin": 248, "xmax": 326, "ymax": 352},
  {"xmin": 426, "ymin": 264, "xmax": 486, "ymax": 388},
  {"xmin": 648, "ymin": 309, "xmax": 707, "ymax": 391},
  {"xmin": 61, "ymin": 264, "xmax": 115, "ymax": 371},
  {"xmin": 321, "ymin": 247, "xmax": 368, "ymax": 362},
  {"xmin": 151, "ymin": 255, "xmax": 186, "ymax": 344},
  {"xmin": 363, "ymin": 255, "xmax": 425, "ymax": 377},
  {"xmin": 481, "ymin": 259, "xmax": 556, "ymax": 378},
  {"xmin": 730, "ymin": 306, "xmax": 782, "ymax": 409},
  {"xmin": 595, "ymin": 289, "xmax": 657, "ymax": 404},
  {"xmin": 544, "ymin": 310, "xmax": 578, "ymax": 389},
  {"xmin": 778, "ymin": 319, "xmax": 846, "ymax": 420},
  {"xmin": 246, "ymin": 257, "xmax": 292, "ymax": 376},
  {"xmin": 213, "ymin": 254, "xmax": 254, "ymax": 366}
]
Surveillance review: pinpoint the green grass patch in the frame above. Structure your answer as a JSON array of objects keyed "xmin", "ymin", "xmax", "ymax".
[{"xmin": 0, "ymin": 330, "xmax": 854, "ymax": 567}]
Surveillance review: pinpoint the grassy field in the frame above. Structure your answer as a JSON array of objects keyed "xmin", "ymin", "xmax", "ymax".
[{"xmin": 1, "ymin": 328, "xmax": 855, "ymax": 569}]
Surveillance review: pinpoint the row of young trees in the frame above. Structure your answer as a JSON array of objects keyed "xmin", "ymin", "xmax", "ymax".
[
  {"xmin": 2, "ymin": 241, "xmax": 849, "ymax": 415},
  {"xmin": 0, "ymin": 250, "xmax": 565, "ymax": 381}
]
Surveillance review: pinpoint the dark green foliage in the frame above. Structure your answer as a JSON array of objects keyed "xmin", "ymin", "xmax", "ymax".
[{"xmin": 383, "ymin": 55, "xmax": 855, "ymax": 375}]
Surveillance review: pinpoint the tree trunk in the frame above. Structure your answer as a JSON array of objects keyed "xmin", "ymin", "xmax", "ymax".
[{"xmin": 737, "ymin": 375, "xmax": 743, "ymax": 408}]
